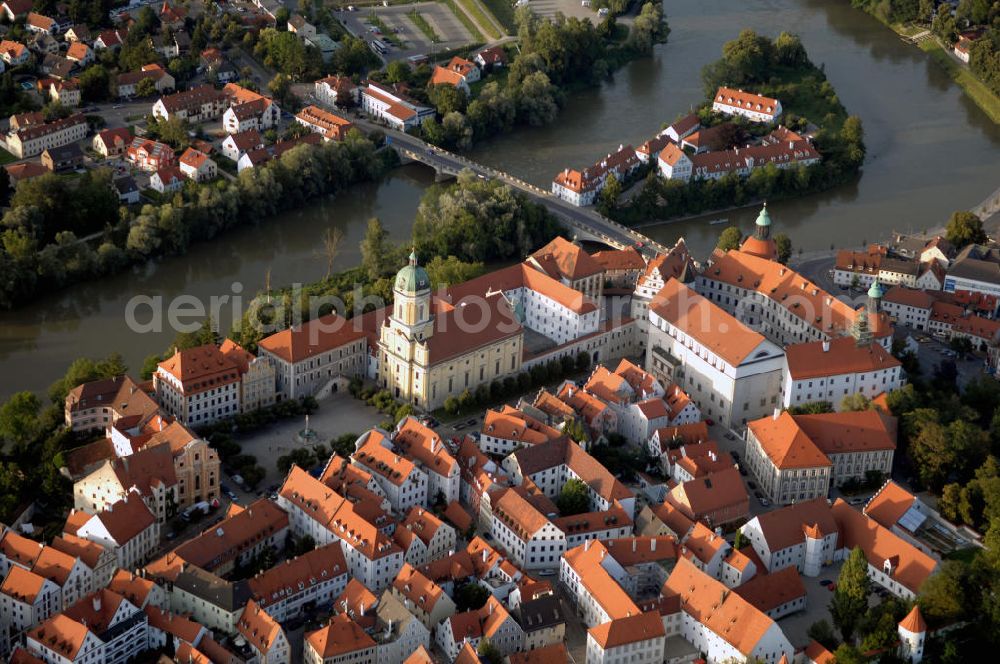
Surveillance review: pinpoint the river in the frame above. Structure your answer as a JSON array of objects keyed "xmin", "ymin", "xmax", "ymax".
[{"xmin": 1, "ymin": 0, "xmax": 999, "ymax": 401}]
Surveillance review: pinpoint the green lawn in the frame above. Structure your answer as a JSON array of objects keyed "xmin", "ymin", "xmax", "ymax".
[
  {"xmin": 480, "ymin": 0, "xmax": 515, "ymax": 34},
  {"xmin": 442, "ymin": 0, "xmax": 485, "ymax": 43},
  {"xmin": 919, "ymin": 40, "xmax": 1000, "ymax": 124},
  {"xmin": 455, "ymin": 0, "xmax": 501, "ymax": 40},
  {"xmin": 0, "ymin": 147, "xmax": 16, "ymax": 165}
]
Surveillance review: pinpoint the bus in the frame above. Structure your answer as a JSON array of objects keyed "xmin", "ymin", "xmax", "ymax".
[{"xmin": 370, "ymin": 39, "xmax": 389, "ymax": 55}]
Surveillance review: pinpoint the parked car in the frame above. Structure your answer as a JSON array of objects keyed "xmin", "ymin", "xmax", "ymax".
[
  {"xmin": 820, "ymin": 579, "xmax": 833, "ymax": 587},
  {"xmin": 466, "ymin": 418, "xmax": 477, "ymax": 426},
  {"xmin": 759, "ymin": 497, "xmax": 771, "ymax": 507}
]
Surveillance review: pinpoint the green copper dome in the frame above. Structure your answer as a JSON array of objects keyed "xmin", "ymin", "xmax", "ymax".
[
  {"xmin": 868, "ymin": 279, "xmax": 885, "ymax": 299},
  {"xmin": 755, "ymin": 203, "xmax": 772, "ymax": 227},
  {"xmin": 395, "ymin": 250, "xmax": 430, "ymax": 293}
]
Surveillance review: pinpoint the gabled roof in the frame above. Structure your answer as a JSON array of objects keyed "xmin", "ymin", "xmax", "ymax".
[
  {"xmin": 863, "ymin": 480, "xmax": 916, "ymax": 530},
  {"xmin": 258, "ymin": 312, "xmax": 366, "ymax": 364},
  {"xmin": 588, "ymin": 611, "xmax": 664, "ymax": 649},
  {"xmin": 661, "ymin": 557, "xmax": 778, "ymax": 656},
  {"xmin": 650, "ymin": 278, "xmax": 775, "ymax": 367},
  {"xmin": 831, "ymin": 498, "xmax": 937, "ymax": 594},
  {"xmin": 306, "ymin": 613, "xmax": 375, "ymax": 658},
  {"xmin": 237, "ymin": 599, "xmax": 285, "ymax": 654},
  {"xmin": 750, "ymin": 497, "xmax": 838, "ymax": 552}
]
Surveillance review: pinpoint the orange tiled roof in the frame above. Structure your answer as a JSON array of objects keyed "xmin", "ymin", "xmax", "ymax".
[
  {"xmin": 793, "ymin": 410, "xmax": 896, "ymax": 456},
  {"xmin": 237, "ymin": 599, "xmax": 284, "ymax": 655},
  {"xmin": 831, "ymin": 498, "xmax": 937, "ymax": 594},
  {"xmin": 393, "ymin": 563, "xmax": 448, "ymax": 614},
  {"xmin": 785, "ymin": 337, "xmax": 900, "ymax": 380},
  {"xmin": 306, "ymin": 613, "xmax": 375, "ymax": 658},
  {"xmin": 248, "ymin": 542, "xmax": 347, "ymax": 610},
  {"xmin": 863, "ymin": 480, "xmax": 916, "ymax": 530},
  {"xmin": 747, "ymin": 411, "xmax": 831, "ymax": 470},
  {"xmin": 588, "ymin": 611, "xmax": 665, "ymax": 649},
  {"xmin": 706, "ymin": 250, "xmax": 892, "ymax": 340},
  {"xmin": 714, "ymin": 86, "xmax": 780, "ymax": 116},
  {"xmin": 530, "ymin": 237, "xmax": 605, "ymax": 282},
  {"xmin": 651, "ymin": 278, "xmax": 771, "ymax": 367},
  {"xmin": 661, "ymin": 557, "xmax": 777, "ymax": 656},
  {"xmin": 258, "ymin": 312, "xmax": 366, "ymax": 364}
]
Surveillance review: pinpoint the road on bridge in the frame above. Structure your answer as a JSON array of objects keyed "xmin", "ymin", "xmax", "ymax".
[{"xmin": 350, "ymin": 118, "xmax": 669, "ymax": 258}]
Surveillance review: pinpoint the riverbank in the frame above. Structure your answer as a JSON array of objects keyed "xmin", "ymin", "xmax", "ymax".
[
  {"xmin": 917, "ymin": 39, "xmax": 1000, "ymax": 124},
  {"xmin": 849, "ymin": 10, "xmax": 1000, "ymax": 124}
]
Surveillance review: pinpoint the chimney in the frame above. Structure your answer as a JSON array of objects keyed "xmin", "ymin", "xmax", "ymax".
[
  {"xmin": 632, "ymin": 540, "xmax": 637, "ymax": 552},
  {"xmin": 651, "ymin": 539, "xmax": 656, "ymax": 552},
  {"xmin": 92, "ymin": 595, "xmax": 101, "ymax": 612},
  {"xmin": 584, "ymin": 540, "xmax": 590, "ymax": 551},
  {"xmin": 772, "ymin": 408, "xmax": 780, "ymax": 420},
  {"xmin": 822, "ymin": 340, "xmax": 830, "ymax": 352}
]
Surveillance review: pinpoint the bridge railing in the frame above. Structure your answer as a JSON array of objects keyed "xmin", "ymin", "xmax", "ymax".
[{"xmin": 396, "ymin": 145, "xmax": 669, "ymax": 254}]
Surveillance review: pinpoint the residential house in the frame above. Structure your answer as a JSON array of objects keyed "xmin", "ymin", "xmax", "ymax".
[
  {"xmin": 24, "ymin": 590, "xmax": 148, "ymax": 664},
  {"xmin": 93, "ymin": 127, "xmax": 134, "ymax": 157},
  {"xmin": 434, "ymin": 596, "xmax": 523, "ymax": 662},
  {"xmin": 64, "ymin": 494, "xmax": 159, "ymax": 571},
  {"xmin": 65, "ymin": 42, "xmax": 92, "ymax": 66},
  {"xmin": 360, "ymin": 81, "xmax": 434, "ymax": 131},
  {"xmin": 41, "ymin": 143, "xmax": 83, "ymax": 171},
  {"xmin": 25, "ymin": 13, "xmax": 56, "ymax": 35},
  {"xmin": 712, "ymin": 86, "xmax": 782, "ymax": 122},
  {"xmin": 178, "ymin": 147, "xmax": 217, "ymax": 182},
  {"xmin": 116, "ymin": 64, "xmax": 175, "ymax": 98},
  {"xmin": 314, "ymin": 75, "xmax": 356, "ymax": 107},
  {"xmin": 114, "ymin": 175, "xmax": 140, "ymax": 204},
  {"xmin": 221, "ymin": 129, "xmax": 264, "ymax": 162},
  {"xmin": 295, "ymin": 105, "xmax": 355, "ymax": 141},
  {"xmin": 126, "ymin": 137, "xmax": 175, "ymax": 172},
  {"xmin": 152, "ymin": 85, "xmax": 226, "ymax": 123},
  {"xmin": 304, "ymin": 613, "xmax": 376, "ymax": 664},
  {"xmin": 150, "ymin": 165, "xmax": 185, "ymax": 193},
  {"xmin": 0, "ymin": 40, "xmax": 29, "ymax": 66},
  {"xmin": 6, "ymin": 113, "xmax": 87, "ymax": 158},
  {"xmin": 551, "ymin": 144, "xmax": 640, "ymax": 207},
  {"xmin": 49, "ymin": 79, "xmax": 80, "ymax": 106}
]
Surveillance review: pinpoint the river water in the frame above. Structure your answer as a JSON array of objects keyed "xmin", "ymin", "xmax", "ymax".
[{"xmin": 1, "ymin": 0, "xmax": 999, "ymax": 401}]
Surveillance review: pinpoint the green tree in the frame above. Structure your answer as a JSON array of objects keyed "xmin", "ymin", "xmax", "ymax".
[
  {"xmin": 0, "ymin": 392, "xmax": 41, "ymax": 446},
  {"xmin": 717, "ymin": 226, "xmax": 743, "ymax": 251},
  {"xmin": 428, "ymin": 84, "xmax": 467, "ymax": 115},
  {"xmin": 136, "ymin": 76, "xmax": 158, "ymax": 97},
  {"xmin": 830, "ymin": 547, "xmax": 871, "ymax": 642},
  {"xmin": 477, "ymin": 638, "xmax": 502, "ymax": 664},
  {"xmin": 840, "ymin": 393, "xmax": 872, "ymax": 412},
  {"xmin": 78, "ymin": 65, "xmax": 111, "ymax": 102},
  {"xmin": 945, "ymin": 211, "xmax": 987, "ymax": 249},
  {"xmin": 599, "ymin": 175, "xmax": 622, "ymax": 213},
  {"xmin": 556, "ymin": 478, "xmax": 591, "ymax": 515},
  {"xmin": 919, "ymin": 560, "xmax": 968, "ymax": 624},
  {"xmin": 425, "ymin": 255, "xmax": 485, "ymax": 289},
  {"xmin": 360, "ymin": 217, "xmax": 390, "ymax": 281},
  {"xmin": 454, "ymin": 582, "xmax": 490, "ymax": 611},
  {"xmin": 774, "ymin": 233, "xmax": 792, "ymax": 264},
  {"xmin": 386, "ymin": 60, "xmax": 411, "ymax": 85}
]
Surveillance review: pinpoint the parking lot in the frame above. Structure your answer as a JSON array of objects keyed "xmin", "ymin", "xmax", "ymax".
[{"xmin": 338, "ymin": 3, "xmax": 476, "ymax": 61}]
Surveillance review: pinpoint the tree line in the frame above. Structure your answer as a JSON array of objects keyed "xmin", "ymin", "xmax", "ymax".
[
  {"xmin": 412, "ymin": 1, "xmax": 669, "ymax": 151},
  {"xmin": 0, "ymin": 131, "xmax": 394, "ymax": 310}
]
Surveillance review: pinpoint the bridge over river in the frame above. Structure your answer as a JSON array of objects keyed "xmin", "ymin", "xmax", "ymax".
[{"xmin": 384, "ymin": 131, "xmax": 669, "ymax": 258}]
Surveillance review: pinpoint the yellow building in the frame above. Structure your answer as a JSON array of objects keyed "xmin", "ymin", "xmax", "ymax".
[{"xmin": 378, "ymin": 252, "xmax": 524, "ymax": 410}]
